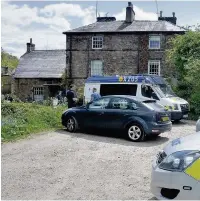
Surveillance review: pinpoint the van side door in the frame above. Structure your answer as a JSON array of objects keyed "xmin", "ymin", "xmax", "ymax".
[{"xmin": 141, "ymin": 85, "xmax": 160, "ymax": 101}]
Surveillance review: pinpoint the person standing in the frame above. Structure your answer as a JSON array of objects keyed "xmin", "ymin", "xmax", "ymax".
[
  {"xmin": 66, "ymin": 85, "xmax": 76, "ymax": 108},
  {"xmin": 91, "ymin": 88, "xmax": 101, "ymax": 102}
]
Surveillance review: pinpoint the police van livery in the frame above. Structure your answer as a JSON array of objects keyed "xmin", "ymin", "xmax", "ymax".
[{"xmin": 84, "ymin": 74, "xmax": 189, "ymax": 121}]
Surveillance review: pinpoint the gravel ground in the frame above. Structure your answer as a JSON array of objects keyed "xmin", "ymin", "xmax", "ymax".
[{"xmin": 1, "ymin": 120, "xmax": 196, "ymax": 200}]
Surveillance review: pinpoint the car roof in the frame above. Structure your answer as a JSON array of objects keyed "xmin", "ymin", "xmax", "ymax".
[{"xmin": 101, "ymin": 95, "xmax": 148, "ymax": 102}]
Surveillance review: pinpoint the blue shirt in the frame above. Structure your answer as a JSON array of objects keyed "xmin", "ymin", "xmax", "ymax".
[{"xmin": 91, "ymin": 92, "xmax": 101, "ymax": 101}]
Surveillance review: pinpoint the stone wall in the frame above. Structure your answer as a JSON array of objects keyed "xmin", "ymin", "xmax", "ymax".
[
  {"xmin": 66, "ymin": 32, "xmax": 175, "ymax": 88},
  {"xmin": 13, "ymin": 78, "xmax": 62, "ymax": 101}
]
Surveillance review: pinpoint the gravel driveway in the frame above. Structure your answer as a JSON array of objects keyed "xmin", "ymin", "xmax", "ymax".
[{"xmin": 1, "ymin": 120, "xmax": 196, "ymax": 200}]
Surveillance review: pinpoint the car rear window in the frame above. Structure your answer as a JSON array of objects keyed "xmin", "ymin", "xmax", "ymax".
[{"xmin": 143, "ymin": 102, "xmax": 164, "ymax": 110}]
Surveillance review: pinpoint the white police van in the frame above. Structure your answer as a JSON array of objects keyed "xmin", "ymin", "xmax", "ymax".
[
  {"xmin": 151, "ymin": 133, "xmax": 200, "ymax": 200},
  {"xmin": 84, "ymin": 75, "xmax": 189, "ymax": 121}
]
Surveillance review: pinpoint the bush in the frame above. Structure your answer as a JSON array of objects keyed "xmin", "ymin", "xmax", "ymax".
[
  {"xmin": 189, "ymin": 91, "xmax": 200, "ymax": 120},
  {"xmin": 1, "ymin": 102, "xmax": 66, "ymax": 142}
]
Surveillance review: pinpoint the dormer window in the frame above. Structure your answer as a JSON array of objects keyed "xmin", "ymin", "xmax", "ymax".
[
  {"xmin": 92, "ymin": 36, "xmax": 103, "ymax": 49},
  {"xmin": 149, "ymin": 35, "xmax": 160, "ymax": 49}
]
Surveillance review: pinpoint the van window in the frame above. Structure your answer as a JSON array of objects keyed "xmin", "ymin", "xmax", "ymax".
[
  {"xmin": 100, "ymin": 84, "xmax": 137, "ymax": 96},
  {"xmin": 141, "ymin": 85, "xmax": 159, "ymax": 100}
]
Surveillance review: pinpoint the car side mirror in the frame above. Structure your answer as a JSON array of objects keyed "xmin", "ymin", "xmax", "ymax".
[
  {"xmin": 131, "ymin": 103, "xmax": 139, "ymax": 110},
  {"xmin": 132, "ymin": 106, "xmax": 139, "ymax": 110}
]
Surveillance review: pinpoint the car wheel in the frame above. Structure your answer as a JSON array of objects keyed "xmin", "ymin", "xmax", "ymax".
[
  {"xmin": 173, "ymin": 119, "xmax": 181, "ymax": 123},
  {"xmin": 66, "ymin": 116, "xmax": 78, "ymax": 132},
  {"xmin": 127, "ymin": 123, "xmax": 145, "ymax": 142}
]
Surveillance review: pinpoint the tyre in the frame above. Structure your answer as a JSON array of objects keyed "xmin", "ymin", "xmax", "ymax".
[
  {"xmin": 127, "ymin": 123, "xmax": 145, "ymax": 142},
  {"xmin": 66, "ymin": 116, "xmax": 78, "ymax": 132},
  {"xmin": 173, "ymin": 119, "xmax": 181, "ymax": 123}
]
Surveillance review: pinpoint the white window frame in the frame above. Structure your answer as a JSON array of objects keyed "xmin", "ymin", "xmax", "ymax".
[
  {"xmin": 92, "ymin": 36, "xmax": 103, "ymax": 49},
  {"xmin": 91, "ymin": 60, "xmax": 103, "ymax": 76},
  {"xmin": 149, "ymin": 35, "xmax": 161, "ymax": 49},
  {"xmin": 148, "ymin": 60, "xmax": 160, "ymax": 75},
  {"xmin": 33, "ymin": 87, "xmax": 44, "ymax": 95}
]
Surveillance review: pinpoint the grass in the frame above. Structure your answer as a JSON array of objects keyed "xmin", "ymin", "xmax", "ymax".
[{"xmin": 1, "ymin": 102, "xmax": 67, "ymax": 142}]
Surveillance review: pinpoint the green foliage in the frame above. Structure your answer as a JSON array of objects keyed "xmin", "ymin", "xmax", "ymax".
[
  {"xmin": 1, "ymin": 48, "xmax": 19, "ymax": 69},
  {"xmin": 1, "ymin": 102, "xmax": 66, "ymax": 142},
  {"xmin": 167, "ymin": 26, "xmax": 200, "ymax": 120}
]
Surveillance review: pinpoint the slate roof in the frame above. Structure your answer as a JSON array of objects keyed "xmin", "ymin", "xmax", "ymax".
[
  {"xmin": 14, "ymin": 50, "xmax": 66, "ymax": 78},
  {"xmin": 63, "ymin": 20, "xmax": 185, "ymax": 34}
]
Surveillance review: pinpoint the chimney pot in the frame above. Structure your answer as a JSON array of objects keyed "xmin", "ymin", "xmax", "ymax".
[
  {"xmin": 172, "ymin": 12, "xmax": 175, "ymax": 17},
  {"xmin": 30, "ymin": 38, "xmax": 32, "ymax": 44},
  {"xmin": 160, "ymin": 11, "xmax": 163, "ymax": 17},
  {"xmin": 128, "ymin": 2, "xmax": 133, "ymax": 7}
]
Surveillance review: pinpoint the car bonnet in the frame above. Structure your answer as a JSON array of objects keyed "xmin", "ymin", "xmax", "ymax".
[{"xmin": 163, "ymin": 133, "xmax": 200, "ymax": 155}]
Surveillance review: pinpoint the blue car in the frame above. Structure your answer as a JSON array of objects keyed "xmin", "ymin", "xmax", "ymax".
[{"xmin": 62, "ymin": 95, "xmax": 172, "ymax": 142}]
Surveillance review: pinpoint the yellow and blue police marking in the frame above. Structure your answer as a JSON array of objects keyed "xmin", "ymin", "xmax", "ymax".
[{"xmin": 185, "ymin": 158, "xmax": 200, "ymax": 181}]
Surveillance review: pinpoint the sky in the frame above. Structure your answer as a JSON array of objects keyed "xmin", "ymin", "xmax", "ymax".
[{"xmin": 1, "ymin": 0, "xmax": 200, "ymax": 58}]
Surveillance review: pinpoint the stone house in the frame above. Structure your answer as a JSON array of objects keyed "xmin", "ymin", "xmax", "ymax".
[
  {"xmin": 13, "ymin": 39, "xmax": 65, "ymax": 101},
  {"xmin": 63, "ymin": 2, "xmax": 185, "ymax": 88},
  {"xmin": 13, "ymin": 2, "xmax": 185, "ymax": 101}
]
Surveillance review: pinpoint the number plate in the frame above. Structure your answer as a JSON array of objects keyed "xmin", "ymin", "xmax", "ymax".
[
  {"xmin": 183, "ymin": 114, "xmax": 188, "ymax": 118},
  {"xmin": 161, "ymin": 116, "xmax": 169, "ymax": 122}
]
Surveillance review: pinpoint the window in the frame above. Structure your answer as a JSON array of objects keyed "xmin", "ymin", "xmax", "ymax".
[
  {"xmin": 89, "ymin": 97, "xmax": 110, "ymax": 109},
  {"xmin": 92, "ymin": 36, "xmax": 103, "ymax": 49},
  {"xmin": 110, "ymin": 98, "xmax": 130, "ymax": 110},
  {"xmin": 148, "ymin": 60, "xmax": 160, "ymax": 75},
  {"xmin": 91, "ymin": 60, "xmax": 103, "ymax": 76},
  {"xmin": 33, "ymin": 87, "xmax": 43, "ymax": 95},
  {"xmin": 141, "ymin": 85, "xmax": 159, "ymax": 100},
  {"xmin": 149, "ymin": 35, "xmax": 160, "ymax": 49},
  {"xmin": 100, "ymin": 84, "xmax": 137, "ymax": 96}
]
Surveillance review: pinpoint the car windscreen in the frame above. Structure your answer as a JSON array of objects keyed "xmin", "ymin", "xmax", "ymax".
[
  {"xmin": 100, "ymin": 84, "xmax": 137, "ymax": 96},
  {"xmin": 143, "ymin": 102, "xmax": 164, "ymax": 111},
  {"xmin": 158, "ymin": 84, "xmax": 177, "ymax": 98}
]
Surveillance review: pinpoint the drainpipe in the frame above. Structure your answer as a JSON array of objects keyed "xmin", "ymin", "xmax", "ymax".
[
  {"xmin": 69, "ymin": 35, "xmax": 72, "ymax": 86},
  {"xmin": 137, "ymin": 35, "xmax": 140, "ymax": 73},
  {"xmin": 87, "ymin": 37, "xmax": 90, "ymax": 77}
]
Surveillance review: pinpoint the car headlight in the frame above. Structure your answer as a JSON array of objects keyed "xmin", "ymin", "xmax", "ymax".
[{"xmin": 159, "ymin": 150, "xmax": 200, "ymax": 172}]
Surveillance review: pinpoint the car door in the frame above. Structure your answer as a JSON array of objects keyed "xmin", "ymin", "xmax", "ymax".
[
  {"xmin": 104, "ymin": 97, "xmax": 133, "ymax": 129},
  {"xmin": 83, "ymin": 97, "xmax": 111, "ymax": 129}
]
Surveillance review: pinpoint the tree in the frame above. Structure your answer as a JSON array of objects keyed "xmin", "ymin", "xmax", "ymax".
[
  {"xmin": 1, "ymin": 48, "xmax": 19, "ymax": 69},
  {"xmin": 166, "ymin": 25, "xmax": 200, "ymax": 119}
]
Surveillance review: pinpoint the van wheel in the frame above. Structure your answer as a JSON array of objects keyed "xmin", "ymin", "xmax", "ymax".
[
  {"xmin": 174, "ymin": 119, "xmax": 181, "ymax": 123},
  {"xmin": 66, "ymin": 116, "xmax": 78, "ymax": 132},
  {"xmin": 127, "ymin": 123, "xmax": 145, "ymax": 142}
]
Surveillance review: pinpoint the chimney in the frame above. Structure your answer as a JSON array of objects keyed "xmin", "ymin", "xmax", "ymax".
[
  {"xmin": 125, "ymin": 2, "xmax": 135, "ymax": 23},
  {"xmin": 26, "ymin": 38, "xmax": 35, "ymax": 53},
  {"xmin": 97, "ymin": 17, "xmax": 116, "ymax": 22},
  {"xmin": 158, "ymin": 11, "xmax": 177, "ymax": 25}
]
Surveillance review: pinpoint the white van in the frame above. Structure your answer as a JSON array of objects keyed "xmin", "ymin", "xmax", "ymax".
[{"xmin": 84, "ymin": 75, "xmax": 189, "ymax": 121}]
